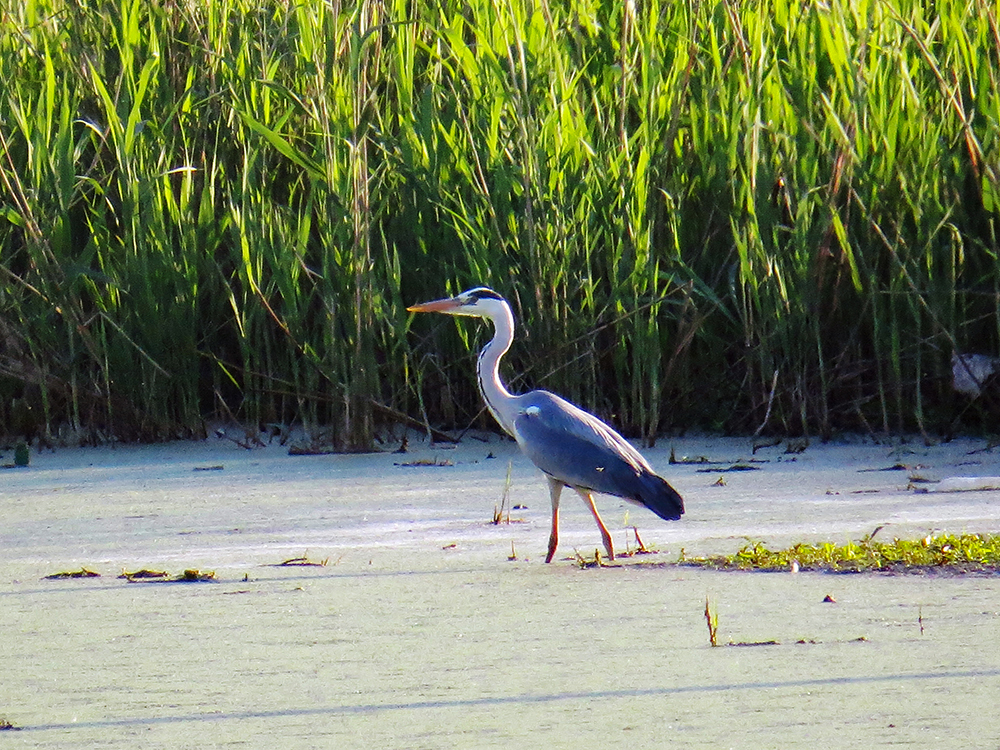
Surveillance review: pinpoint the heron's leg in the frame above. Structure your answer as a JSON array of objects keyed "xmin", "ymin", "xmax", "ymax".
[
  {"xmin": 545, "ymin": 477, "xmax": 563, "ymax": 563},
  {"xmin": 574, "ymin": 488, "xmax": 614, "ymax": 560}
]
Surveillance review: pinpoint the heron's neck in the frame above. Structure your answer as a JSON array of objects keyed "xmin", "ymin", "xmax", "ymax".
[{"xmin": 477, "ymin": 306, "xmax": 519, "ymax": 437}]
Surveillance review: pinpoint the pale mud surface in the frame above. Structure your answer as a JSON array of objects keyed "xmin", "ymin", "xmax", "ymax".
[{"xmin": 2, "ymin": 433, "xmax": 1000, "ymax": 748}]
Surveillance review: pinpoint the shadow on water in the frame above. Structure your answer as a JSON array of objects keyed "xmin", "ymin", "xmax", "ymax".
[{"xmin": 17, "ymin": 669, "xmax": 1000, "ymax": 732}]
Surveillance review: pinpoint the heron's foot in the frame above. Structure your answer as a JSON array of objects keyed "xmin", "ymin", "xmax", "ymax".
[
  {"xmin": 545, "ymin": 532, "xmax": 558, "ymax": 563},
  {"xmin": 601, "ymin": 533, "xmax": 615, "ymax": 561}
]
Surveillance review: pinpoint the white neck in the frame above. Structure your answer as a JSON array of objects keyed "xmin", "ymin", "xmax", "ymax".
[{"xmin": 476, "ymin": 302, "xmax": 519, "ymax": 436}]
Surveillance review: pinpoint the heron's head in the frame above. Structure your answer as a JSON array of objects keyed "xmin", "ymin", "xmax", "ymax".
[{"xmin": 407, "ymin": 287, "xmax": 508, "ymax": 319}]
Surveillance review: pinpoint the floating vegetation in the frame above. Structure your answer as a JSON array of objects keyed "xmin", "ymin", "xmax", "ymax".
[
  {"xmin": 680, "ymin": 533, "xmax": 1000, "ymax": 574},
  {"xmin": 669, "ymin": 449, "xmax": 712, "ymax": 465},
  {"xmin": 575, "ymin": 549, "xmax": 611, "ymax": 569},
  {"xmin": 43, "ymin": 566, "xmax": 224, "ymax": 583},
  {"xmin": 858, "ymin": 463, "xmax": 911, "ymax": 472},
  {"xmin": 695, "ymin": 463, "xmax": 760, "ymax": 473},
  {"xmin": 287, "ymin": 445, "xmax": 337, "ymax": 456},
  {"xmin": 395, "ymin": 458, "xmax": 454, "ymax": 467},
  {"xmin": 131, "ymin": 569, "xmax": 218, "ymax": 583},
  {"xmin": 118, "ymin": 569, "xmax": 169, "ymax": 581},
  {"xmin": 172, "ymin": 569, "xmax": 216, "ymax": 582},
  {"xmin": 43, "ymin": 568, "xmax": 100, "ymax": 579}
]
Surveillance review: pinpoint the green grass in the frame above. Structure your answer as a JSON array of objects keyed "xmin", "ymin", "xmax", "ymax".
[
  {"xmin": 680, "ymin": 533, "xmax": 1000, "ymax": 573},
  {"xmin": 1, "ymin": 0, "xmax": 999, "ymax": 444}
]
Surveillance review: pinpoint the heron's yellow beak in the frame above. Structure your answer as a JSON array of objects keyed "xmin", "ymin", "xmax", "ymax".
[{"xmin": 406, "ymin": 297, "xmax": 463, "ymax": 314}]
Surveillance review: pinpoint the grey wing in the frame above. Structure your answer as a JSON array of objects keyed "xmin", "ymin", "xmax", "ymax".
[{"xmin": 511, "ymin": 391, "xmax": 654, "ymax": 498}]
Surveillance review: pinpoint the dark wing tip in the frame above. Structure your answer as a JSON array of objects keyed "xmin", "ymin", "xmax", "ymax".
[{"xmin": 641, "ymin": 475, "xmax": 684, "ymax": 521}]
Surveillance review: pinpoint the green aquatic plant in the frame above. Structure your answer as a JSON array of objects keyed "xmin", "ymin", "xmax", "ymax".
[
  {"xmin": 681, "ymin": 533, "xmax": 1000, "ymax": 573},
  {"xmin": 575, "ymin": 548, "xmax": 609, "ymax": 569}
]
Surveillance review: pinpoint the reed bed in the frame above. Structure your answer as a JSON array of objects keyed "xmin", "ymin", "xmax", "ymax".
[{"xmin": 1, "ymin": 0, "xmax": 998, "ymax": 446}]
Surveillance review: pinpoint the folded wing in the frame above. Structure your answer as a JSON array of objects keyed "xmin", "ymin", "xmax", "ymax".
[{"xmin": 512, "ymin": 391, "xmax": 684, "ymax": 521}]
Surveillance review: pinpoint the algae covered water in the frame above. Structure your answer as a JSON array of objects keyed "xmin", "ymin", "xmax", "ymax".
[{"xmin": 2, "ymin": 436, "xmax": 1000, "ymax": 747}]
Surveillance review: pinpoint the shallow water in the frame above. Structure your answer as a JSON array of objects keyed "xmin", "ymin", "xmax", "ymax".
[{"xmin": 2, "ymin": 435, "xmax": 1000, "ymax": 747}]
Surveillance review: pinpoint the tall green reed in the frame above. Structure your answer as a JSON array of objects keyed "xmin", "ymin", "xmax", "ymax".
[{"xmin": 1, "ymin": 0, "xmax": 998, "ymax": 445}]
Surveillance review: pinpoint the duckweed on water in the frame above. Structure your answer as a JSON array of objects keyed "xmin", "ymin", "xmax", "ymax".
[{"xmin": 680, "ymin": 534, "xmax": 1000, "ymax": 574}]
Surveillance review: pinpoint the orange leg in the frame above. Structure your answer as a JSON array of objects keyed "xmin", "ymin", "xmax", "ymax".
[
  {"xmin": 574, "ymin": 488, "xmax": 614, "ymax": 560},
  {"xmin": 545, "ymin": 477, "xmax": 563, "ymax": 563}
]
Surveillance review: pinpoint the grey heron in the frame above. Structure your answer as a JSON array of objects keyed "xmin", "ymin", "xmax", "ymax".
[{"xmin": 408, "ymin": 287, "xmax": 684, "ymax": 563}]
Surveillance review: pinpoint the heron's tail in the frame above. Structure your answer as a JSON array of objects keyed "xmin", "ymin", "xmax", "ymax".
[{"xmin": 637, "ymin": 474, "xmax": 684, "ymax": 521}]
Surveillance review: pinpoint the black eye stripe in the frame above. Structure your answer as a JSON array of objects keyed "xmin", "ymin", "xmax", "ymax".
[{"xmin": 467, "ymin": 287, "xmax": 504, "ymax": 302}]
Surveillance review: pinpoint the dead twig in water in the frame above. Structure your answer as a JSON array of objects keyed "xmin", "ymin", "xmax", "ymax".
[
  {"xmin": 493, "ymin": 460, "xmax": 513, "ymax": 524},
  {"xmin": 275, "ymin": 554, "xmax": 329, "ymax": 567}
]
